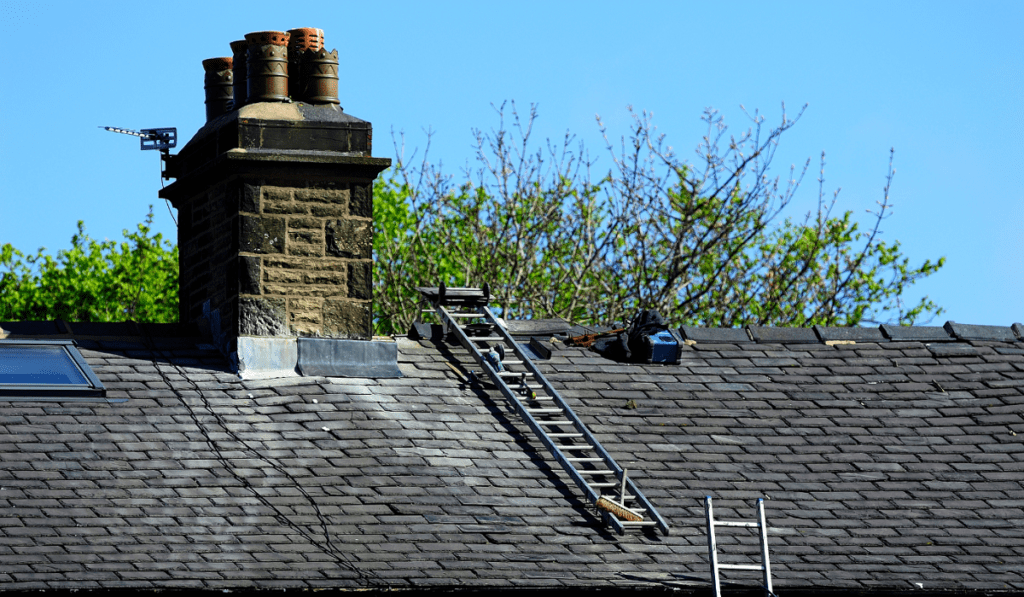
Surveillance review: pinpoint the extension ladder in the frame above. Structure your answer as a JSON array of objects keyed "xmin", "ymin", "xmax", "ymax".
[
  {"xmin": 417, "ymin": 285, "xmax": 669, "ymax": 536},
  {"xmin": 705, "ymin": 496, "xmax": 775, "ymax": 597}
]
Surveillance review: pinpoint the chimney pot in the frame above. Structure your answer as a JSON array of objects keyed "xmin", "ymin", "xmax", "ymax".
[
  {"xmin": 245, "ymin": 31, "xmax": 290, "ymax": 103},
  {"xmin": 229, "ymin": 40, "xmax": 248, "ymax": 108},
  {"xmin": 202, "ymin": 57, "xmax": 234, "ymax": 121},
  {"xmin": 301, "ymin": 49, "xmax": 340, "ymax": 105}
]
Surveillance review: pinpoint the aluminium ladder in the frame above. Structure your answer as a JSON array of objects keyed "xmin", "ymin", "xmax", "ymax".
[
  {"xmin": 417, "ymin": 285, "xmax": 669, "ymax": 536},
  {"xmin": 705, "ymin": 496, "xmax": 775, "ymax": 597}
]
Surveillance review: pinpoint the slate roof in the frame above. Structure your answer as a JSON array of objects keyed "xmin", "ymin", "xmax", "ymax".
[{"xmin": 1, "ymin": 322, "xmax": 1023, "ymax": 594}]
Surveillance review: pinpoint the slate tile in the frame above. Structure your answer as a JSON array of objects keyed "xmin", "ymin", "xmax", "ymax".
[
  {"xmin": 679, "ymin": 326, "xmax": 752, "ymax": 344},
  {"xmin": 945, "ymin": 322, "xmax": 1018, "ymax": 342},
  {"xmin": 881, "ymin": 325, "xmax": 956, "ymax": 342},
  {"xmin": 814, "ymin": 326, "xmax": 888, "ymax": 343}
]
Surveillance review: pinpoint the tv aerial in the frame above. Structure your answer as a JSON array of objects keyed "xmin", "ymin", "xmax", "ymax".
[
  {"xmin": 100, "ymin": 126, "xmax": 179, "ymax": 221},
  {"xmin": 100, "ymin": 126, "xmax": 176, "ymax": 155}
]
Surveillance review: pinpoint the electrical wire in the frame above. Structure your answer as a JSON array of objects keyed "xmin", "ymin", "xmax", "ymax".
[{"xmin": 133, "ymin": 324, "xmax": 378, "ymax": 586}]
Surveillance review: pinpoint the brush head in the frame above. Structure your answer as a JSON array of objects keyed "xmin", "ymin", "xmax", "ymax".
[{"xmin": 596, "ymin": 497, "xmax": 644, "ymax": 522}]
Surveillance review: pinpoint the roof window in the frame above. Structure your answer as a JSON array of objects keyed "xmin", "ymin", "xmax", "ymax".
[{"xmin": 0, "ymin": 340, "xmax": 106, "ymax": 400}]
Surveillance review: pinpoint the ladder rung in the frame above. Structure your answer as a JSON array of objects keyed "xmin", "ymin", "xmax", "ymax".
[
  {"xmin": 424, "ymin": 295, "xmax": 669, "ymax": 537},
  {"xmin": 718, "ymin": 564, "xmax": 764, "ymax": 571},
  {"xmin": 619, "ymin": 520, "xmax": 658, "ymax": 527},
  {"xmin": 602, "ymin": 494, "xmax": 636, "ymax": 501},
  {"xmin": 717, "ymin": 521, "xmax": 758, "ymax": 528}
]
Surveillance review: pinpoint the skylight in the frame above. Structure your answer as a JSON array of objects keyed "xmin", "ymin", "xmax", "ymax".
[{"xmin": 0, "ymin": 340, "xmax": 107, "ymax": 400}]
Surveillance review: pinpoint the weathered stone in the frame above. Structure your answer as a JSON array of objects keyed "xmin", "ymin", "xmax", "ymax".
[
  {"xmin": 350, "ymin": 184, "xmax": 371, "ymax": 218},
  {"xmin": 264, "ymin": 200, "xmax": 304, "ymax": 215},
  {"xmin": 240, "ymin": 215, "xmax": 285, "ymax": 254},
  {"xmin": 295, "ymin": 188, "xmax": 348, "ymax": 205},
  {"xmin": 308, "ymin": 203, "xmax": 347, "ymax": 218},
  {"xmin": 263, "ymin": 283, "xmax": 347, "ymax": 297},
  {"xmin": 263, "ymin": 256, "xmax": 347, "ymax": 271},
  {"xmin": 287, "ymin": 230, "xmax": 324, "ymax": 256},
  {"xmin": 303, "ymin": 270, "xmax": 346, "ymax": 286},
  {"xmin": 238, "ymin": 256, "xmax": 261, "ymax": 295},
  {"xmin": 287, "ymin": 216, "xmax": 322, "ymax": 230},
  {"xmin": 323, "ymin": 300, "xmax": 371, "ymax": 339},
  {"xmin": 241, "ymin": 183, "xmax": 260, "ymax": 212},
  {"xmin": 325, "ymin": 218, "xmax": 371, "ymax": 259},
  {"xmin": 262, "ymin": 186, "xmax": 292, "ymax": 202},
  {"xmin": 287, "ymin": 297, "xmax": 323, "ymax": 330},
  {"xmin": 348, "ymin": 261, "xmax": 371, "ymax": 300},
  {"xmin": 263, "ymin": 267, "xmax": 303, "ymax": 284},
  {"xmin": 238, "ymin": 296, "xmax": 288, "ymax": 336}
]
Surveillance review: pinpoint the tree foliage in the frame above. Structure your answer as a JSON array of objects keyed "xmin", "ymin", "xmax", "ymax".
[
  {"xmin": 0, "ymin": 207, "xmax": 178, "ymax": 323},
  {"xmin": 372, "ymin": 102, "xmax": 944, "ymax": 334}
]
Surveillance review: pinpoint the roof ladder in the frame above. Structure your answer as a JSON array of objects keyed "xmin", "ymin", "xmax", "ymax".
[
  {"xmin": 705, "ymin": 496, "xmax": 775, "ymax": 597},
  {"xmin": 417, "ymin": 284, "xmax": 670, "ymax": 536}
]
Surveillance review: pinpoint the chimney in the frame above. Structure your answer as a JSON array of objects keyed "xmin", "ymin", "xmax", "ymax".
[{"xmin": 159, "ymin": 28, "xmax": 396, "ymax": 378}]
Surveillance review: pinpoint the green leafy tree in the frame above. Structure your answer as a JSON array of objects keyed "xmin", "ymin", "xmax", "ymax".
[
  {"xmin": 0, "ymin": 207, "xmax": 178, "ymax": 323},
  {"xmin": 372, "ymin": 102, "xmax": 944, "ymax": 334}
]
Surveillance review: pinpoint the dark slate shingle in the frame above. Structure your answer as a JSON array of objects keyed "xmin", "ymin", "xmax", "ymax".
[{"xmin": 1, "ymin": 323, "xmax": 1023, "ymax": 593}]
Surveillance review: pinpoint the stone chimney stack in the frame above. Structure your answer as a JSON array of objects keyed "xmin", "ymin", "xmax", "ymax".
[{"xmin": 159, "ymin": 28, "xmax": 393, "ymax": 377}]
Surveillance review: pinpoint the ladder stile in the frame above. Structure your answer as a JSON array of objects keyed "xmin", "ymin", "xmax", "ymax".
[
  {"xmin": 706, "ymin": 496, "xmax": 722, "ymax": 597},
  {"xmin": 418, "ymin": 285, "xmax": 668, "ymax": 537},
  {"xmin": 758, "ymin": 498, "xmax": 773, "ymax": 596},
  {"xmin": 705, "ymin": 495, "xmax": 775, "ymax": 597}
]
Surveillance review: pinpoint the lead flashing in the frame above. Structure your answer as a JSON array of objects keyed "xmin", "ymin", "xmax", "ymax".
[{"xmin": 297, "ymin": 337, "xmax": 401, "ymax": 378}]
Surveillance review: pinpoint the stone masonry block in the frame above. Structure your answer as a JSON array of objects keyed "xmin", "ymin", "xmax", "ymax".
[
  {"xmin": 348, "ymin": 262, "xmax": 371, "ymax": 300},
  {"xmin": 263, "ymin": 283, "xmax": 346, "ymax": 298},
  {"xmin": 238, "ymin": 296, "xmax": 288, "ymax": 336},
  {"xmin": 323, "ymin": 300, "xmax": 371, "ymax": 339},
  {"xmin": 325, "ymin": 219, "xmax": 372, "ymax": 259},
  {"xmin": 308, "ymin": 203, "xmax": 347, "ymax": 218},
  {"xmin": 262, "ymin": 186, "xmax": 292, "ymax": 203},
  {"xmin": 350, "ymin": 184, "xmax": 372, "ymax": 218},
  {"xmin": 288, "ymin": 217, "xmax": 322, "ymax": 230},
  {"xmin": 261, "ymin": 186, "xmax": 298, "ymax": 215},
  {"xmin": 238, "ymin": 255, "xmax": 261, "ymax": 295},
  {"xmin": 263, "ymin": 256, "xmax": 347, "ymax": 272},
  {"xmin": 240, "ymin": 215, "xmax": 285, "ymax": 254},
  {"xmin": 263, "ymin": 267, "xmax": 303, "ymax": 284},
  {"xmin": 295, "ymin": 188, "xmax": 349, "ymax": 206},
  {"xmin": 288, "ymin": 297, "xmax": 323, "ymax": 330},
  {"xmin": 241, "ymin": 183, "xmax": 260, "ymax": 213},
  {"xmin": 287, "ymin": 230, "xmax": 324, "ymax": 257},
  {"xmin": 303, "ymin": 270, "xmax": 346, "ymax": 286}
]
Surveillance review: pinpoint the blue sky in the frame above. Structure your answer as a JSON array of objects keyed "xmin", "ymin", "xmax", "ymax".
[{"xmin": 1, "ymin": 0, "xmax": 1021, "ymax": 326}]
